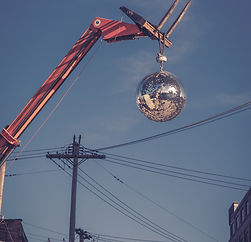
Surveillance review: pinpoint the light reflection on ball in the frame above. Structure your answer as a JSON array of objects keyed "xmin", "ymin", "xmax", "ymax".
[{"xmin": 136, "ymin": 71, "xmax": 186, "ymax": 122}]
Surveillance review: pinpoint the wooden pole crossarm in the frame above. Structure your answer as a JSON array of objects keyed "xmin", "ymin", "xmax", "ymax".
[{"xmin": 46, "ymin": 153, "xmax": 105, "ymax": 160}]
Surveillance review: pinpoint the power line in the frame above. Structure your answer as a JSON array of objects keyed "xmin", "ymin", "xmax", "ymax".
[
  {"xmin": 26, "ymin": 236, "xmax": 45, "ymax": 242},
  {"xmin": 94, "ymin": 160, "xmax": 219, "ymax": 242},
  {"xmin": 26, "ymin": 232, "xmax": 64, "ymax": 241},
  {"xmin": 77, "ymin": 168, "xmax": 187, "ymax": 242},
  {"xmin": 6, "ymin": 142, "xmax": 250, "ymax": 191},
  {"xmin": 97, "ymin": 101, "xmax": 251, "ymax": 151},
  {"xmin": 90, "ymin": 231, "xmax": 170, "ymax": 242},
  {"xmin": 72, "ymin": 170, "xmax": 182, "ymax": 241},
  {"xmin": 7, "ymin": 147, "xmax": 66, "ymax": 161},
  {"xmin": 102, "ymin": 152, "xmax": 251, "ymax": 182},
  {"xmin": 11, "ymin": 147, "xmax": 65, "ymax": 154},
  {"xmin": 2, "ymin": 219, "xmax": 68, "ymax": 241},
  {"xmin": 9, "ymin": 145, "xmax": 251, "ymax": 185},
  {"xmin": 7, "ymin": 101, "xmax": 251, "ymax": 161},
  {"xmin": 103, "ymin": 156, "xmax": 250, "ymax": 188},
  {"xmin": 23, "ymin": 221, "xmax": 68, "ymax": 237},
  {"xmin": 47, "ymin": 138, "xmax": 186, "ymax": 241},
  {"xmin": 104, "ymin": 158, "xmax": 248, "ymax": 191},
  {"xmin": 8, "ymin": 155, "xmax": 47, "ymax": 161},
  {"xmin": 6, "ymin": 145, "xmax": 250, "ymax": 191},
  {"xmin": 5, "ymin": 169, "xmax": 60, "ymax": 177},
  {"xmin": 52, "ymin": 162, "xmax": 186, "ymax": 242}
]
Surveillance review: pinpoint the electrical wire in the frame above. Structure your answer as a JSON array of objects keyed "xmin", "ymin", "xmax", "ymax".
[
  {"xmin": 103, "ymin": 156, "xmax": 250, "ymax": 188},
  {"xmin": 8, "ymin": 155, "xmax": 47, "ymax": 161},
  {"xmin": 94, "ymin": 160, "xmax": 219, "ymax": 242},
  {"xmin": 104, "ymin": 158, "xmax": 248, "ymax": 191},
  {"xmin": 26, "ymin": 236, "xmax": 45, "ymax": 242},
  {"xmin": 5, "ymin": 151, "xmax": 222, "ymax": 240},
  {"xmin": 8, "ymin": 145, "xmax": 251, "ymax": 185},
  {"xmin": 7, "ymin": 151, "xmax": 224, "ymax": 240},
  {"xmin": 97, "ymin": 101, "xmax": 251, "ymax": 151},
  {"xmin": 90, "ymin": 231, "xmax": 167, "ymax": 242},
  {"xmin": 7, "ymin": 146, "xmax": 67, "ymax": 161},
  {"xmin": 101, "ymin": 152, "xmax": 251, "ymax": 182},
  {"xmin": 5, "ymin": 143, "xmax": 250, "ymax": 192},
  {"xmin": 5, "ymin": 169, "xmax": 60, "ymax": 177},
  {"xmin": 74, "ymin": 171, "xmax": 183, "ymax": 241},
  {"xmin": 26, "ymin": 232, "xmax": 64, "ymax": 241},
  {"xmin": 23, "ymin": 221, "xmax": 68, "ymax": 237},
  {"xmin": 7, "ymin": 144, "xmax": 250, "ymax": 192},
  {"xmin": 11, "ymin": 146, "xmax": 64, "ymax": 154},
  {"xmin": 8, "ymin": 148, "xmax": 251, "ymax": 187},
  {"xmin": 3, "ymin": 101, "xmax": 249, "ymax": 241},
  {"xmin": 7, "ymin": 100, "xmax": 251, "ymax": 163},
  {"xmin": 91, "ymin": 237, "xmax": 124, "ymax": 242},
  {"xmin": 77, "ymin": 167, "xmax": 187, "ymax": 242},
  {"xmin": 50, "ymin": 161, "xmax": 186, "ymax": 242}
]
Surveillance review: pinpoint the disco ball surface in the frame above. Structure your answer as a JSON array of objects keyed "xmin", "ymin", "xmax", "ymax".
[{"xmin": 136, "ymin": 71, "xmax": 187, "ymax": 122}]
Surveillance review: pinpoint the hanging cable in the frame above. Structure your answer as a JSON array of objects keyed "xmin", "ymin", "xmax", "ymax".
[
  {"xmin": 23, "ymin": 221, "xmax": 68, "ymax": 237},
  {"xmin": 5, "ymin": 169, "xmax": 60, "ymax": 177},
  {"xmin": 50, "ymin": 161, "xmax": 186, "ymax": 242},
  {"xmin": 78, "ymin": 167, "xmax": 187, "ymax": 242},
  {"xmin": 90, "ymin": 231, "xmax": 176, "ymax": 242},
  {"xmin": 101, "ymin": 151, "xmax": 251, "ymax": 182},
  {"xmin": 73, "ymin": 171, "xmax": 184, "ymax": 241},
  {"xmin": 94, "ymin": 160, "xmax": 219, "ymax": 242},
  {"xmin": 104, "ymin": 158, "xmax": 248, "ymax": 191},
  {"xmin": 7, "ymin": 101, "xmax": 251, "ymax": 164},
  {"xmin": 11, "ymin": 146, "xmax": 64, "ymax": 154},
  {"xmin": 97, "ymin": 101, "xmax": 251, "ymax": 151},
  {"xmin": 26, "ymin": 232, "xmax": 64, "ymax": 242}
]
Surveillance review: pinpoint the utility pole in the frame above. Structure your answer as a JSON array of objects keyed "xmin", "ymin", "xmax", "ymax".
[{"xmin": 46, "ymin": 135, "xmax": 105, "ymax": 242}]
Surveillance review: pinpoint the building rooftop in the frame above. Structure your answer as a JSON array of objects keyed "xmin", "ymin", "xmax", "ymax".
[{"xmin": 0, "ymin": 219, "xmax": 28, "ymax": 242}]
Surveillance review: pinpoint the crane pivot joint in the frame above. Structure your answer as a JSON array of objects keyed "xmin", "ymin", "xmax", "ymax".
[{"xmin": 0, "ymin": 128, "xmax": 20, "ymax": 147}]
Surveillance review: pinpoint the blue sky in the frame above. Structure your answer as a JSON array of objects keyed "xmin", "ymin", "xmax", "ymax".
[{"xmin": 0, "ymin": 0, "xmax": 251, "ymax": 241}]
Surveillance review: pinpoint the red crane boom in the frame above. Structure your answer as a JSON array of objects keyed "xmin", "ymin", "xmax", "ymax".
[{"xmin": 0, "ymin": 6, "xmax": 179, "ymax": 164}]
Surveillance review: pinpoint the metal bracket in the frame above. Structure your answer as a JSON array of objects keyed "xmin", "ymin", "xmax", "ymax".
[
  {"xmin": 120, "ymin": 6, "xmax": 172, "ymax": 48},
  {"xmin": 120, "ymin": 1, "xmax": 192, "ymax": 48},
  {"xmin": 91, "ymin": 17, "xmax": 144, "ymax": 43},
  {"xmin": 0, "ymin": 128, "xmax": 20, "ymax": 147}
]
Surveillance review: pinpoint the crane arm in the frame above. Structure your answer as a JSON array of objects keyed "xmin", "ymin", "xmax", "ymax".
[
  {"xmin": 0, "ymin": 16, "xmax": 146, "ymax": 164},
  {"xmin": 0, "ymin": 24, "xmax": 99, "ymax": 163},
  {"xmin": 0, "ymin": 3, "xmax": 192, "ymax": 164}
]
